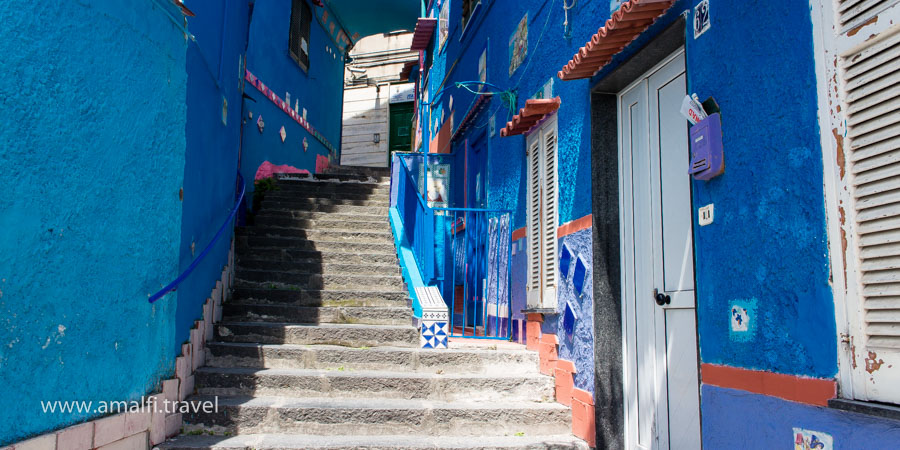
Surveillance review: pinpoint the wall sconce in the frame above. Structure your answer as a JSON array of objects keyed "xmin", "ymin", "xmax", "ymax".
[{"xmin": 373, "ymin": 133, "xmax": 381, "ymax": 143}]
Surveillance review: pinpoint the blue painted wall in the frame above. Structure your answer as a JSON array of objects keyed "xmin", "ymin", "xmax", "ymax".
[
  {"xmin": 0, "ymin": 1, "xmax": 187, "ymax": 444},
  {"xmin": 422, "ymin": 0, "xmax": 602, "ymax": 395},
  {"xmin": 680, "ymin": 0, "xmax": 836, "ymax": 379},
  {"xmin": 702, "ymin": 385, "xmax": 900, "ymax": 448},
  {"xmin": 173, "ymin": 0, "xmax": 252, "ymax": 354},
  {"xmin": 240, "ymin": 0, "xmax": 345, "ymax": 195}
]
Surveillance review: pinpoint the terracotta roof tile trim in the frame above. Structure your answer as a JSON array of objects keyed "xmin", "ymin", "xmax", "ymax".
[
  {"xmin": 500, "ymin": 97, "xmax": 561, "ymax": 137},
  {"xmin": 557, "ymin": 0, "xmax": 674, "ymax": 80}
]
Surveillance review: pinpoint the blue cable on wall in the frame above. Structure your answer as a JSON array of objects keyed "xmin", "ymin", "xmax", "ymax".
[{"xmin": 148, "ymin": 172, "xmax": 246, "ymax": 303}]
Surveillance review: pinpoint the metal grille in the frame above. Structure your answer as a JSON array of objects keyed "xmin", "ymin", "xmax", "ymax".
[{"xmin": 844, "ymin": 30, "xmax": 900, "ymax": 349}]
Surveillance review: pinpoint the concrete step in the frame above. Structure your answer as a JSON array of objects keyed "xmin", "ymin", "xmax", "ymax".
[
  {"xmin": 194, "ymin": 367, "xmax": 554, "ymax": 401},
  {"xmin": 205, "ymin": 343, "xmax": 541, "ymax": 375},
  {"xmin": 181, "ymin": 396, "xmax": 572, "ymax": 437},
  {"xmin": 261, "ymin": 197, "xmax": 390, "ymax": 208},
  {"xmin": 159, "ymin": 433, "xmax": 589, "ymax": 449},
  {"xmin": 264, "ymin": 188, "xmax": 389, "ymax": 200},
  {"xmin": 258, "ymin": 201, "xmax": 389, "ymax": 216},
  {"xmin": 236, "ymin": 248, "xmax": 398, "ymax": 265},
  {"xmin": 221, "ymin": 304, "xmax": 412, "ymax": 326},
  {"xmin": 235, "ymin": 270, "xmax": 405, "ymax": 291},
  {"xmin": 231, "ymin": 287, "xmax": 408, "ymax": 307},
  {"xmin": 214, "ymin": 322, "xmax": 420, "ymax": 347},
  {"xmin": 275, "ymin": 173, "xmax": 390, "ymax": 185},
  {"xmin": 252, "ymin": 214, "xmax": 391, "ymax": 232},
  {"xmin": 323, "ymin": 165, "xmax": 391, "ymax": 177},
  {"xmin": 237, "ymin": 259, "xmax": 400, "ymax": 276},
  {"xmin": 273, "ymin": 181, "xmax": 390, "ymax": 196},
  {"xmin": 237, "ymin": 226, "xmax": 394, "ymax": 244},
  {"xmin": 236, "ymin": 235, "xmax": 396, "ymax": 254},
  {"xmin": 253, "ymin": 208, "xmax": 387, "ymax": 223}
]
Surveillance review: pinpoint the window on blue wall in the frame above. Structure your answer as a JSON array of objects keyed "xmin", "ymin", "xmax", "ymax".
[
  {"xmin": 289, "ymin": 0, "xmax": 312, "ymax": 71},
  {"xmin": 461, "ymin": 0, "xmax": 481, "ymax": 31}
]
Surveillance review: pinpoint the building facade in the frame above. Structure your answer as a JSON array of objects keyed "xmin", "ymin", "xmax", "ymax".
[{"xmin": 408, "ymin": 0, "xmax": 900, "ymax": 447}]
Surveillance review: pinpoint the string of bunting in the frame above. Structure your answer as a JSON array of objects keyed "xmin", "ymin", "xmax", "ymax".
[{"xmin": 244, "ymin": 69, "xmax": 338, "ymax": 154}]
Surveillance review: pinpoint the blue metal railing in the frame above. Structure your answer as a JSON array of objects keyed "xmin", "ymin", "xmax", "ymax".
[
  {"xmin": 392, "ymin": 154, "xmax": 512, "ymax": 339},
  {"xmin": 435, "ymin": 207, "xmax": 512, "ymax": 339},
  {"xmin": 396, "ymin": 154, "xmax": 435, "ymax": 281},
  {"xmin": 148, "ymin": 172, "xmax": 246, "ymax": 303}
]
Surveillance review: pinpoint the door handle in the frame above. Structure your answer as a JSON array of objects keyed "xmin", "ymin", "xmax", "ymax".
[{"xmin": 653, "ymin": 288, "xmax": 671, "ymax": 306}]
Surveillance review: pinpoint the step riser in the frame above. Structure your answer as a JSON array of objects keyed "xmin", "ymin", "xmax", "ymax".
[
  {"xmin": 238, "ymin": 228, "xmax": 394, "ymax": 244},
  {"xmin": 222, "ymin": 305, "xmax": 412, "ymax": 326},
  {"xmin": 236, "ymin": 272, "xmax": 405, "ymax": 291},
  {"xmin": 159, "ymin": 438, "xmax": 586, "ymax": 450},
  {"xmin": 182, "ymin": 406, "xmax": 571, "ymax": 437},
  {"xmin": 215, "ymin": 324, "xmax": 419, "ymax": 347},
  {"xmin": 272, "ymin": 184, "xmax": 391, "ymax": 196},
  {"xmin": 194, "ymin": 374, "xmax": 553, "ymax": 402},
  {"xmin": 261, "ymin": 198, "xmax": 390, "ymax": 208},
  {"xmin": 264, "ymin": 191, "xmax": 389, "ymax": 201},
  {"xmin": 231, "ymin": 288, "xmax": 408, "ymax": 307},
  {"xmin": 275, "ymin": 175, "xmax": 390, "ymax": 185},
  {"xmin": 237, "ymin": 236, "xmax": 395, "ymax": 254},
  {"xmin": 259, "ymin": 203, "xmax": 390, "ymax": 215},
  {"xmin": 205, "ymin": 345, "xmax": 541, "ymax": 375},
  {"xmin": 237, "ymin": 261, "xmax": 399, "ymax": 276},
  {"xmin": 253, "ymin": 209, "xmax": 386, "ymax": 222},
  {"xmin": 252, "ymin": 216, "xmax": 391, "ymax": 232},
  {"xmin": 237, "ymin": 249, "xmax": 398, "ymax": 265}
]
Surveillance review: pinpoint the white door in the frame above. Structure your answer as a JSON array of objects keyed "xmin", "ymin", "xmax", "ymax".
[
  {"xmin": 618, "ymin": 50, "xmax": 701, "ymax": 450},
  {"xmin": 526, "ymin": 115, "xmax": 559, "ymax": 309}
]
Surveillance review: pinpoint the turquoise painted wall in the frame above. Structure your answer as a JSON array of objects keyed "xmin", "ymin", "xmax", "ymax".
[
  {"xmin": 0, "ymin": 1, "xmax": 187, "ymax": 444},
  {"xmin": 173, "ymin": 0, "xmax": 252, "ymax": 355},
  {"xmin": 240, "ymin": 0, "xmax": 346, "ymax": 197}
]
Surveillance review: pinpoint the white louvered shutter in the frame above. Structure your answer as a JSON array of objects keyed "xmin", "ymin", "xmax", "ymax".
[
  {"xmin": 842, "ymin": 27, "xmax": 900, "ymax": 402},
  {"xmin": 542, "ymin": 123, "xmax": 559, "ymax": 306},
  {"xmin": 527, "ymin": 136, "xmax": 544, "ymax": 307},
  {"xmin": 838, "ymin": 0, "xmax": 900, "ymax": 32}
]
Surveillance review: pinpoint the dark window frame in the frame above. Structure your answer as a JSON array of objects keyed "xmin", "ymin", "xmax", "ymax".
[
  {"xmin": 289, "ymin": 0, "xmax": 311, "ymax": 72},
  {"xmin": 461, "ymin": 0, "xmax": 481, "ymax": 33}
]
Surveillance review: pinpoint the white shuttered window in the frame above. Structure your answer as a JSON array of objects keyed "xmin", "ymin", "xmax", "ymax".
[
  {"xmin": 837, "ymin": 3, "xmax": 900, "ymax": 402},
  {"xmin": 526, "ymin": 115, "xmax": 559, "ymax": 308}
]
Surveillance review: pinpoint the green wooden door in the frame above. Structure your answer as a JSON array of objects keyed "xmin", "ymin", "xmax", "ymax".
[{"xmin": 389, "ymin": 102, "xmax": 414, "ymax": 158}]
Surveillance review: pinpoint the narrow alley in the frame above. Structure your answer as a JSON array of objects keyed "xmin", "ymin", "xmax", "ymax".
[{"xmin": 2, "ymin": 0, "xmax": 900, "ymax": 449}]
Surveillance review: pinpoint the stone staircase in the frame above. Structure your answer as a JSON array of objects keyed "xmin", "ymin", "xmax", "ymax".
[{"xmin": 159, "ymin": 166, "xmax": 586, "ymax": 449}]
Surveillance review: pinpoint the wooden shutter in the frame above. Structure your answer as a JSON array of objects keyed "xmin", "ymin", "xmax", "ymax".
[
  {"xmin": 542, "ymin": 124, "xmax": 559, "ymax": 305},
  {"xmin": 838, "ymin": 0, "xmax": 900, "ymax": 31},
  {"xmin": 845, "ymin": 31, "xmax": 900, "ymax": 352},
  {"xmin": 527, "ymin": 137, "xmax": 543, "ymax": 307}
]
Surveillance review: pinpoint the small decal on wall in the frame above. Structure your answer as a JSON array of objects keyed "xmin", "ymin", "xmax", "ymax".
[
  {"xmin": 694, "ymin": 0, "xmax": 710, "ymax": 38},
  {"xmin": 221, "ymin": 96, "xmax": 228, "ymax": 126},
  {"xmin": 731, "ymin": 306, "xmax": 749, "ymax": 332},
  {"xmin": 303, "ymin": 137, "xmax": 309, "ymax": 152},
  {"xmin": 257, "ymin": 115, "xmax": 265, "ymax": 133},
  {"xmin": 793, "ymin": 428, "xmax": 833, "ymax": 450},
  {"xmin": 729, "ymin": 298, "xmax": 757, "ymax": 341},
  {"xmin": 280, "ymin": 126, "xmax": 286, "ymax": 142}
]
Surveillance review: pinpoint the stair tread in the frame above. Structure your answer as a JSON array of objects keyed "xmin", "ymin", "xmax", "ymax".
[
  {"xmin": 206, "ymin": 341, "xmax": 535, "ymax": 355},
  {"xmin": 187, "ymin": 394, "xmax": 568, "ymax": 410},
  {"xmin": 195, "ymin": 366, "xmax": 548, "ymax": 380},
  {"xmin": 160, "ymin": 433, "xmax": 587, "ymax": 449},
  {"xmin": 217, "ymin": 321, "xmax": 416, "ymax": 330}
]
